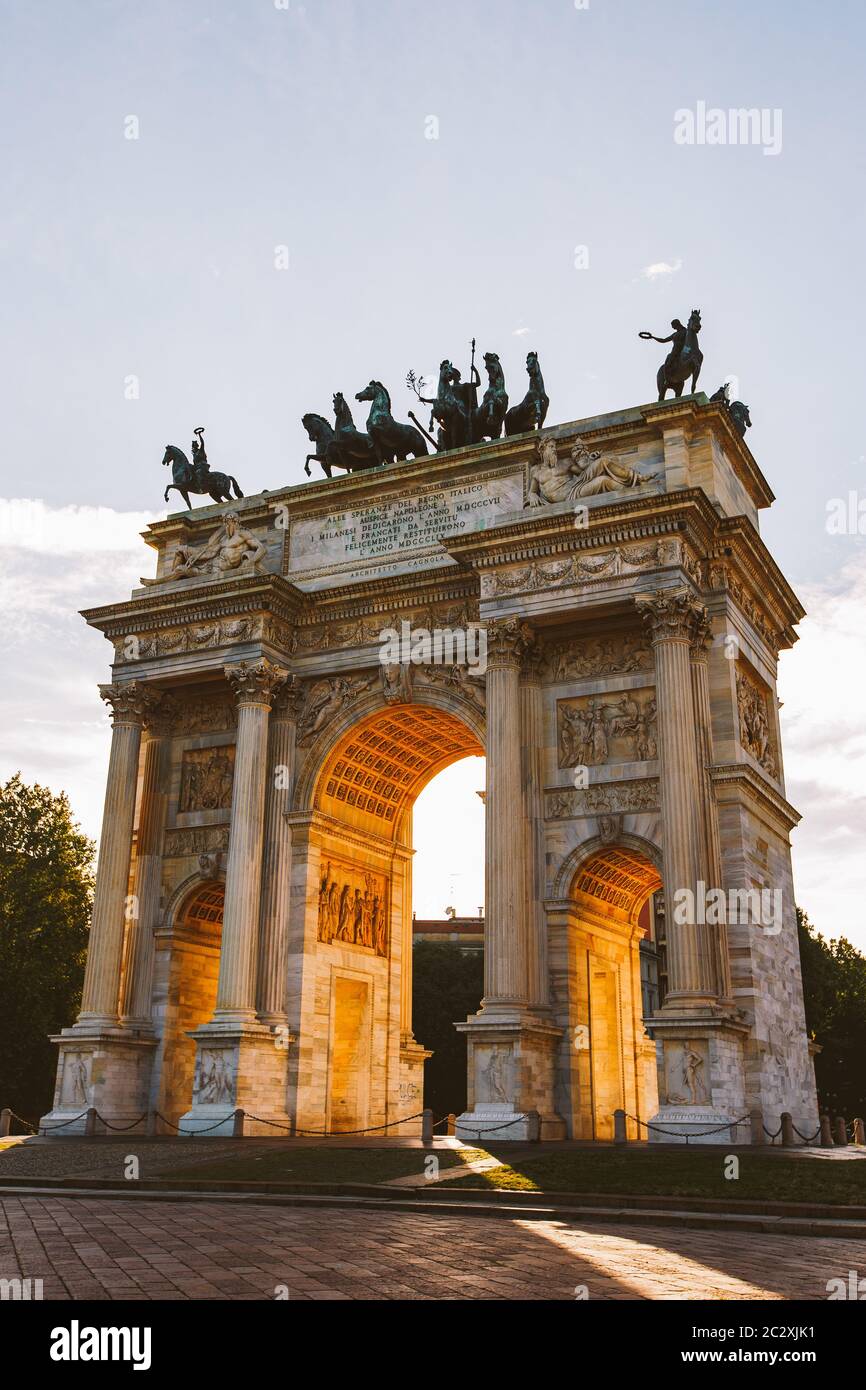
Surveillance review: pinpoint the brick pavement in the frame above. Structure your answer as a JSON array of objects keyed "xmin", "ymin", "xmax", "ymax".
[{"xmin": 0, "ymin": 1195, "xmax": 861, "ymax": 1300}]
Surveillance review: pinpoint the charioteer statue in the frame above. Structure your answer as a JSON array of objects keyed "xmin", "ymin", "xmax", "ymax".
[
  {"xmin": 640, "ymin": 309, "xmax": 703, "ymax": 400},
  {"xmin": 161, "ymin": 428, "xmax": 245, "ymax": 510}
]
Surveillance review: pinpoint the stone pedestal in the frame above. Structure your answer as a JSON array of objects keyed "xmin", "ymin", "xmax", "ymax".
[
  {"xmin": 40, "ymin": 1030, "xmax": 156, "ymax": 1136},
  {"xmin": 177, "ymin": 1022, "xmax": 294, "ymax": 1137},
  {"xmin": 455, "ymin": 1013, "xmax": 565, "ymax": 1143},
  {"xmin": 645, "ymin": 1016, "xmax": 750, "ymax": 1145}
]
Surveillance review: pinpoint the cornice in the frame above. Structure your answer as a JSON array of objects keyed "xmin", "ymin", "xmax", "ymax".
[
  {"xmin": 709, "ymin": 762, "xmax": 801, "ymax": 833},
  {"xmin": 443, "ymin": 488, "xmax": 720, "ymax": 570},
  {"xmin": 81, "ymin": 573, "xmax": 305, "ymax": 636}
]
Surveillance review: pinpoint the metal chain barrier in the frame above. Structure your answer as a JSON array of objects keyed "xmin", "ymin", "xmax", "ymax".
[
  {"xmin": 245, "ymin": 1109, "xmax": 440, "ymax": 1137},
  {"xmin": 763, "ymin": 1120, "xmax": 783, "ymax": 1143},
  {"xmin": 625, "ymin": 1111, "xmax": 750, "ymax": 1143},
  {"xmin": 3, "ymin": 1111, "xmax": 37, "ymax": 1135},
  {"xmin": 153, "ymin": 1110, "xmax": 241, "ymax": 1136},
  {"xmin": 452, "ymin": 1114, "xmax": 530, "ymax": 1139},
  {"xmin": 791, "ymin": 1123, "xmax": 821, "ymax": 1144},
  {"xmin": 93, "ymin": 1112, "xmax": 148, "ymax": 1133}
]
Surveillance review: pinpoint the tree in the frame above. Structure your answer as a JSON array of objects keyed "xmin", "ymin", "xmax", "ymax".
[
  {"xmin": 412, "ymin": 941, "xmax": 483, "ymax": 1118},
  {"xmin": 797, "ymin": 907, "xmax": 866, "ymax": 1119},
  {"xmin": 0, "ymin": 774, "xmax": 94, "ymax": 1124}
]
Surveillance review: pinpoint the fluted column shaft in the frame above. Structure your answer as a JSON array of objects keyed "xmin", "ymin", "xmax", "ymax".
[
  {"xmin": 215, "ymin": 659, "xmax": 287, "ymax": 1023},
  {"xmin": 637, "ymin": 592, "xmax": 716, "ymax": 1007},
  {"xmin": 79, "ymin": 682, "xmax": 155, "ymax": 1026},
  {"xmin": 483, "ymin": 618, "xmax": 532, "ymax": 1007},
  {"xmin": 256, "ymin": 680, "xmax": 299, "ymax": 1025},
  {"xmin": 520, "ymin": 652, "xmax": 550, "ymax": 1011},
  {"xmin": 123, "ymin": 722, "xmax": 171, "ymax": 1025},
  {"xmin": 689, "ymin": 623, "xmax": 733, "ymax": 1003}
]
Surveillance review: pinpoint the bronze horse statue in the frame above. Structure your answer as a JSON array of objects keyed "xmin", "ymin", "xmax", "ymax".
[
  {"xmin": 162, "ymin": 444, "xmax": 243, "ymax": 509},
  {"xmin": 641, "ymin": 309, "xmax": 703, "ymax": 400},
  {"xmin": 302, "ymin": 395, "xmax": 378, "ymax": 477},
  {"xmin": 504, "ymin": 351, "xmax": 549, "ymax": 436},
  {"xmin": 476, "ymin": 351, "xmax": 508, "ymax": 440},
  {"xmin": 355, "ymin": 381, "xmax": 429, "ymax": 464}
]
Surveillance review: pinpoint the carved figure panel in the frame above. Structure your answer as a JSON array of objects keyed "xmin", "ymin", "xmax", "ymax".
[
  {"xmin": 544, "ymin": 630, "xmax": 653, "ymax": 682},
  {"xmin": 663, "ymin": 1039, "xmax": 709, "ymax": 1107},
  {"xmin": 545, "ymin": 779, "xmax": 660, "ymax": 820},
  {"xmin": 557, "ymin": 690, "xmax": 657, "ymax": 768},
  {"xmin": 178, "ymin": 746, "xmax": 236, "ymax": 813},
  {"xmin": 736, "ymin": 666, "xmax": 778, "ymax": 778},
  {"xmin": 317, "ymin": 859, "xmax": 389, "ymax": 957}
]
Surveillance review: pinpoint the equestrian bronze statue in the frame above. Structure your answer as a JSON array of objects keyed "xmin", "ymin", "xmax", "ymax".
[
  {"xmin": 162, "ymin": 429, "xmax": 244, "ymax": 509},
  {"xmin": 640, "ymin": 309, "xmax": 703, "ymax": 400}
]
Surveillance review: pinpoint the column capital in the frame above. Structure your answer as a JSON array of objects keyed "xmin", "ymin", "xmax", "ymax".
[
  {"xmin": 485, "ymin": 616, "xmax": 534, "ymax": 670},
  {"xmin": 688, "ymin": 607, "xmax": 714, "ymax": 661},
  {"xmin": 224, "ymin": 658, "xmax": 288, "ymax": 708},
  {"xmin": 99, "ymin": 680, "xmax": 159, "ymax": 728},
  {"xmin": 270, "ymin": 673, "xmax": 304, "ymax": 721},
  {"xmin": 635, "ymin": 588, "xmax": 704, "ymax": 644}
]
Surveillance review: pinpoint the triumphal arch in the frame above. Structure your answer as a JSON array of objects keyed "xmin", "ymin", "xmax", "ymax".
[{"xmin": 42, "ymin": 395, "xmax": 818, "ymax": 1143}]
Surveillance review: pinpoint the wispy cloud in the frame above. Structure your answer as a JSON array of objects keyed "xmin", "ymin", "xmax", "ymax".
[
  {"xmin": 512, "ymin": 326, "xmax": 533, "ymax": 336},
  {"xmin": 641, "ymin": 258, "xmax": 683, "ymax": 280}
]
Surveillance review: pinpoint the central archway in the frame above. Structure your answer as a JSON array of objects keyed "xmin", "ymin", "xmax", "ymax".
[{"xmin": 291, "ymin": 694, "xmax": 484, "ymax": 1135}]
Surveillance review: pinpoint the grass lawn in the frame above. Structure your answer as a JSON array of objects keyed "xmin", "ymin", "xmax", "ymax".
[
  {"xmin": 164, "ymin": 1145, "xmax": 466, "ymax": 1186},
  {"xmin": 447, "ymin": 1146, "xmax": 866, "ymax": 1206}
]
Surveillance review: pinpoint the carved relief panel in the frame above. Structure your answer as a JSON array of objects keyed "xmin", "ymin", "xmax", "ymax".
[
  {"xmin": 178, "ymin": 746, "xmax": 236, "ymax": 813},
  {"xmin": 556, "ymin": 689, "xmax": 657, "ymax": 768},
  {"xmin": 735, "ymin": 664, "xmax": 778, "ymax": 778},
  {"xmin": 317, "ymin": 858, "xmax": 390, "ymax": 957}
]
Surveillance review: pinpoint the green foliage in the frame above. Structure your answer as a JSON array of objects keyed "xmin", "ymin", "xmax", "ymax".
[
  {"xmin": 797, "ymin": 906, "xmax": 866, "ymax": 1117},
  {"xmin": 412, "ymin": 941, "xmax": 483, "ymax": 1119},
  {"xmin": 0, "ymin": 774, "xmax": 94, "ymax": 1123}
]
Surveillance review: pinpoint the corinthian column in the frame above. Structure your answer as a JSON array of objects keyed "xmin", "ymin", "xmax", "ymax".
[
  {"xmin": 520, "ymin": 639, "xmax": 550, "ymax": 1012},
  {"xmin": 689, "ymin": 612, "xmax": 733, "ymax": 1004},
  {"xmin": 78, "ymin": 681, "xmax": 157, "ymax": 1028},
  {"xmin": 214, "ymin": 658, "xmax": 288, "ymax": 1024},
  {"xmin": 122, "ymin": 700, "xmax": 172, "ymax": 1027},
  {"xmin": 636, "ymin": 590, "xmax": 716, "ymax": 1009},
  {"xmin": 256, "ymin": 677, "xmax": 300, "ymax": 1026},
  {"xmin": 483, "ymin": 616, "xmax": 533, "ymax": 1009}
]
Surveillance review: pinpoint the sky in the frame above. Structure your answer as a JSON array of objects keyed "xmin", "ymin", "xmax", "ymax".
[{"xmin": 0, "ymin": 1, "xmax": 863, "ymax": 943}]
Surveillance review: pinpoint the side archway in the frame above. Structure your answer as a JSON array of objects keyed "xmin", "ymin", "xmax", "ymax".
[{"xmin": 549, "ymin": 835, "xmax": 662, "ymax": 1141}]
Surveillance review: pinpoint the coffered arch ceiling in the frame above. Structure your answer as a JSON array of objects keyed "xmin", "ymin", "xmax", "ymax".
[
  {"xmin": 314, "ymin": 704, "xmax": 483, "ymax": 839},
  {"xmin": 570, "ymin": 845, "xmax": 662, "ymax": 922}
]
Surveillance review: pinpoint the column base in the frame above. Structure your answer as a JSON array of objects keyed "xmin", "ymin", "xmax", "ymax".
[
  {"xmin": 643, "ymin": 1013, "xmax": 751, "ymax": 1145},
  {"xmin": 177, "ymin": 1021, "xmax": 294, "ymax": 1138},
  {"xmin": 456, "ymin": 1105, "xmax": 540, "ymax": 1143},
  {"xmin": 40, "ymin": 1028, "xmax": 156, "ymax": 1136},
  {"xmin": 394, "ymin": 1036, "xmax": 432, "ymax": 1137},
  {"xmin": 647, "ymin": 1105, "xmax": 749, "ymax": 1145},
  {"xmin": 455, "ymin": 1009, "xmax": 565, "ymax": 1143}
]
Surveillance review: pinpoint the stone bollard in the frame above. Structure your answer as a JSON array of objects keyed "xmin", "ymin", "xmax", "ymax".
[
  {"xmin": 820, "ymin": 1114, "xmax": 833, "ymax": 1147},
  {"xmin": 853, "ymin": 1118, "xmax": 865, "ymax": 1146},
  {"xmin": 145, "ymin": 1112, "xmax": 157, "ymax": 1138},
  {"xmin": 421, "ymin": 1109, "xmax": 434, "ymax": 1145},
  {"xmin": 84, "ymin": 1107, "xmax": 99, "ymax": 1137},
  {"xmin": 0, "ymin": 1108, "xmax": 11, "ymax": 1137},
  {"xmin": 446, "ymin": 1113, "xmax": 456, "ymax": 1137},
  {"xmin": 749, "ymin": 1108, "xmax": 765, "ymax": 1145},
  {"xmin": 613, "ymin": 1108, "xmax": 627, "ymax": 1144},
  {"xmin": 780, "ymin": 1112, "xmax": 794, "ymax": 1147},
  {"xmin": 834, "ymin": 1115, "xmax": 848, "ymax": 1146},
  {"xmin": 232, "ymin": 1109, "xmax": 245, "ymax": 1138}
]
